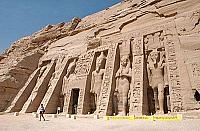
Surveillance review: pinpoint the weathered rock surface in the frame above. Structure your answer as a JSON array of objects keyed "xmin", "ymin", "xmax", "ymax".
[
  {"xmin": 1, "ymin": 0, "xmax": 200, "ymax": 116},
  {"xmin": 0, "ymin": 17, "xmax": 81, "ymax": 111}
]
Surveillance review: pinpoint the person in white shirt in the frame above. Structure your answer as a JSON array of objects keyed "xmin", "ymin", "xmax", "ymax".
[{"xmin": 39, "ymin": 104, "xmax": 45, "ymax": 121}]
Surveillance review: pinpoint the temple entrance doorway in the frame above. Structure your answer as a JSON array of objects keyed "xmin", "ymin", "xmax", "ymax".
[{"xmin": 71, "ymin": 88, "xmax": 79, "ymax": 114}]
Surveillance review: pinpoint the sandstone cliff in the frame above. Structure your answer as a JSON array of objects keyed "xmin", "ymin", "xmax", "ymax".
[{"xmin": 1, "ymin": 0, "xmax": 200, "ymax": 113}]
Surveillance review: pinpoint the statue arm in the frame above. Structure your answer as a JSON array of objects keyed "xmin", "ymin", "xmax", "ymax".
[
  {"xmin": 128, "ymin": 68, "xmax": 132, "ymax": 78},
  {"xmin": 115, "ymin": 69, "xmax": 120, "ymax": 91},
  {"xmin": 147, "ymin": 66, "xmax": 152, "ymax": 86},
  {"xmin": 115, "ymin": 77, "xmax": 119, "ymax": 92},
  {"xmin": 61, "ymin": 76, "xmax": 66, "ymax": 96},
  {"xmin": 163, "ymin": 64, "xmax": 169, "ymax": 86},
  {"xmin": 65, "ymin": 70, "xmax": 70, "ymax": 78},
  {"xmin": 115, "ymin": 69, "xmax": 120, "ymax": 78}
]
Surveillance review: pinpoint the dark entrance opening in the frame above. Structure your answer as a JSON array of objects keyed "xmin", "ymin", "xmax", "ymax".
[
  {"xmin": 71, "ymin": 89, "xmax": 79, "ymax": 114},
  {"xmin": 194, "ymin": 89, "xmax": 200, "ymax": 101}
]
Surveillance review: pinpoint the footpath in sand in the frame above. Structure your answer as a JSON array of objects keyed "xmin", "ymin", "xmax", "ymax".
[{"xmin": 0, "ymin": 113, "xmax": 200, "ymax": 131}]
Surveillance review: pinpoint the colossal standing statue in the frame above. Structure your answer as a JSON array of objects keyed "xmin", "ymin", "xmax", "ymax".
[
  {"xmin": 90, "ymin": 52, "xmax": 106, "ymax": 112},
  {"xmin": 115, "ymin": 55, "xmax": 132, "ymax": 116},
  {"xmin": 147, "ymin": 49, "xmax": 166, "ymax": 114}
]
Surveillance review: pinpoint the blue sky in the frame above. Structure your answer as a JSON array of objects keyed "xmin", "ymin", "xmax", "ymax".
[{"xmin": 0, "ymin": 0, "xmax": 121, "ymax": 53}]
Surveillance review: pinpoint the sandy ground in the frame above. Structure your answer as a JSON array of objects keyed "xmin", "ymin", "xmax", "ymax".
[{"xmin": 0, "ymin": 114, "xmax": 200, "ymax": 131}]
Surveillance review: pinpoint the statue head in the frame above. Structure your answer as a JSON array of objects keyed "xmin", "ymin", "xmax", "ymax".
[
  {"xmin": 149, "ymin": 50, "xmax": 159, "ymax": 65},
  {"xmin": 96, "ymin": 52, "xmax": 106, "ymax": 70},
  {"xmin": 154, "ymin": 32, "xmax": 161, "ymax": 37},
  {"xmin": 144, "ymin": 34, "xmax": 153, "ymax": 45},
  {"xmin": 120, "ymin": 55, "xmax": 129, "ymax": 67},
  {"xmin": 73, "ymin": 58, "xmax": 78, "ymax": 63}
]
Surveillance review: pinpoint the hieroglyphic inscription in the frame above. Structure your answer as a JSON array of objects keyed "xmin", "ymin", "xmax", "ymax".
[
  {"xmin": 130, "ymin": 56, "xmax": 143, "ymax": 113},
  {"xmin": 164, "ymin": 29, "xmax": 183, "ymax": 112},
  {"xmin": 77, "ymin": 87, "xmax": 84, "ymax": 114},
  {"xmin": 74, "ymin": 51, "xmax": 95, "ymax": 76},
  {"xmin": 144, "ymin": 31, "xmax": 164, "ymax": 51},
  {"xmin": 63, "ymin": 88, "xmax": 72, "ymax": 113},
  {"xmin": 129, "ymin": 37, "xmax": 144, "ymax": 114},
  {"xmin": 188, "ymin": 62, "xmax": 200, "ymax": 90}
]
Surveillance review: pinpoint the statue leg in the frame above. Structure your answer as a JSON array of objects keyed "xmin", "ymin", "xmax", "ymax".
[
  {"xmin": 153, "ymin": 87, "xmax": 159, "ymax": 112},
  {"xmin": 94, "ymin": 94, "xmax": 97, "ymax": 107},
  {"xmin": 147, "ymin": 88, "xmax": 154, "ymax": 115},
  {"xmin": 59, "ymin": 96, "xmax": 64, "ymax": 112},
  {"xmin": 63, "ymin": 95, "xmax": 67, "ymax": 112},
  {"xmin": 122, "ymin": 96, "xmax": 128, "ymax": 116},
  {"xmin": 122, "ymin": 86, "xmax": 129, "ymax": 116},
  {"xmin": 93, "ymin": 93, "xmax": 98, "ymax": 114},
  {"xmin": 113, "ymin": 93, "xmax": 118, "ymax": 115},
  {"xmin": 158, "ymin": 83, "xmax": 164, "ymax": 114}
]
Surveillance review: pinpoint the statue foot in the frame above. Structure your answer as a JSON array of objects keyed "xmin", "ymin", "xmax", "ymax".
[
  {"xmin": 155, "ymin": 110, "xmax": 164, "ymax": 115},
  {"xmin": 93, "ymin": 110, "xmax": 99, "ymax": 115},
  {"xmin": 117, "ymin": 112, "xmax": 126, "ymax": 116}
]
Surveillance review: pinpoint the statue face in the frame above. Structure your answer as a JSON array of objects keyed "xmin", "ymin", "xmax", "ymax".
[
  {"xmin": 96, "ymin": 58, "xmax": 103, "ymax": 69},
  {"xmin": 121, "ymin": 56, "xmax": 128, "ymax": 67},
  {"xmin": 150, "ymin": 51, "xmax": 159, "ymax": 64}
]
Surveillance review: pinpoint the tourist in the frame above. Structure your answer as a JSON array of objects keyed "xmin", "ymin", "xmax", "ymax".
[{"xmin": 39, "ymin": 104, "xmax": 45, "ymax": 121}]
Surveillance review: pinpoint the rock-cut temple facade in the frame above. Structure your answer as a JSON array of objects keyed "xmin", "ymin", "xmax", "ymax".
[{"xmin": 1, "ymin": 0, "xmax": 200, "ymax": 116}]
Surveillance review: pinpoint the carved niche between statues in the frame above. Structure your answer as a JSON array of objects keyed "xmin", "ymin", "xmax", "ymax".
[
  {"xmin": 90, "ymin": 51, "xmax": 107, "ymax": 114},
  {"xmin": 113, "ymin": 41, "xmax": 132, "ymax": 116},
  {"xmin": 144, "ymin": 31, "xmax": 169, "ymax": 114},
  {"xmin": 115, "ymin": 55, "xmax": 132, "ymax": 116}
]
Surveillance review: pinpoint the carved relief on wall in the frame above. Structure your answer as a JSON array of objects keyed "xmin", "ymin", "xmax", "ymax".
[
  {"xmin": 74, "ymin": 51, "xmax": 95, "ymax": 76},
  {"xmin": 188, "ymin": 62, "xmax": 200, "ymax": 90},
  {"xmin": 144, "ymin": 31, "xmax": 164, "ymax": 51}
]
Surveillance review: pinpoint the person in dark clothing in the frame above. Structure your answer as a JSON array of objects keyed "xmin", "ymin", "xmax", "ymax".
[{"xmin": 39, "ymin": 104, "xmax": 45, "ymax": 121}]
